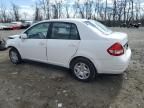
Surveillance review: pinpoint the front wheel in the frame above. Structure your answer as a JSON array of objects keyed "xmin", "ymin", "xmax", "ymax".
[
  {"xmin": 70, "ymin": 58, "xmax": 96, "ymax": 82},
  {"xmin": 9, "ymin": 48, "xmax": 22, "ymax": 64}
]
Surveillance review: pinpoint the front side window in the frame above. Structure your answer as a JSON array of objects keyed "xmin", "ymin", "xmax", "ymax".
[
  {"xmin": 25, "ymin": 23, "xmax": 49, "ymax": 39},
  {"xmin": 50, "ymin": 22, "xmax": 80, "ymax": 40}
]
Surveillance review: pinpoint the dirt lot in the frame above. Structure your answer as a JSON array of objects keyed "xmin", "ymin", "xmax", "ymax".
[{"xmin": 0, "ymin": 28, "xmax": 144, "ymax": 108}]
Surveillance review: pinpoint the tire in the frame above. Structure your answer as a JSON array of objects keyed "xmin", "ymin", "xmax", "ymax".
[
  {"xmin": 70, "ymin": 57, "xmax": 96, "ymax": 82},
  {"xmin": 9, "ymin": 48, "xmax": 22, "ymax": 64}
]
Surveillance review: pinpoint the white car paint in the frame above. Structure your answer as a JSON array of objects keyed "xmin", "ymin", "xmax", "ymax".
[
  {"xmin": 6, "ymin": 19, "xmax": 131, "ymax": 74},
  {"xmin": 46, "ymin": 40, "xmax": 80, "ymax": 67},
  {"xmin": 20, "ymin": 39, "xmax": 47, "ymax": 62}
]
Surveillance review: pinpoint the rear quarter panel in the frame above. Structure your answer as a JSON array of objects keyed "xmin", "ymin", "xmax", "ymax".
[{"xmin": 72, "ymin": 40, "xmax": 111, "ymax": 72}]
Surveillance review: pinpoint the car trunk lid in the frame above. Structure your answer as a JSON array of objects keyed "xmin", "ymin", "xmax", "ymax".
[
  {"xmin": 105, "ymin": 32, "xmax": 129, "ymax": 54},
  {"xmin": 107, "ymin": 32, "xmax": 128, "ymax": 46}
]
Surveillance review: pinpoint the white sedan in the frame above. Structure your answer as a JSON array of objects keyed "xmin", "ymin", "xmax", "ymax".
[{"xmin": 6, "ymin": 19, "xmax": 131, "ymax": 81}]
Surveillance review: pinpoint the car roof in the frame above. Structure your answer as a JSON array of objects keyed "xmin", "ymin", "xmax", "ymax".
[{"xmin": 39, "ymin": 18, "xmax": 88, "ymax": 23}]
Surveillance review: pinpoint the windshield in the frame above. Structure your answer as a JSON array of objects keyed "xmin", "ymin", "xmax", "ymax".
[{"xmin": 84, "ymin": 20, "xmax": 112, "ymax": 35}]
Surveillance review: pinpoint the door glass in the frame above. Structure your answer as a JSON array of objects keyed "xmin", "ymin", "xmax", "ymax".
[
  {"xmin": 25, "ymin": 23, "xmax": 49, "ymax": 39},
  {"xmin": 51, "ymin": 23, "xmax": 71, "ymax": 39},
  {"xmin": 51, "ymin": 23, "xmax": 80, "ymax": 40},
  {"xmin": 70, "ymin": 24, "xmax": 80, "ymax": 40}
]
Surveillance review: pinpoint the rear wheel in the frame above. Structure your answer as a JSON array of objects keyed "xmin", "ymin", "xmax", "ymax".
[
  {"xmin": 70, "ymin": 58, "xmax": 96, "ymax": 82},
  {"xmin": 9, "ymin": 48, "xmax": 22, "ymax": 64}
]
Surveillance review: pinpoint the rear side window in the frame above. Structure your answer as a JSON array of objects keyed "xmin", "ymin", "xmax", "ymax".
[
  {"xmin": 50, "ymin": 22, "xmax": 80, "ymax": 40},
  {"xmin": 70, "ymin": 24, "xmax": 80, "ymax": 40}
]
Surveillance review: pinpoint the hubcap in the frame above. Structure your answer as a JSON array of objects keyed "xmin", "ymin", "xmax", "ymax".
[
  {"xmin": 74, "ymin": 62, "xmax": 90, "ymax": 80},
  {"xmin": 10, "ymin": 51, "xmax": 18, "ymax": 63}
]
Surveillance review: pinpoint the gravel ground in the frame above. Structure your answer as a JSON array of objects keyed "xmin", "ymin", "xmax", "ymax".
[{"xmin": 0, "ymin": 28, "xmax": 144, "ymax": 108}]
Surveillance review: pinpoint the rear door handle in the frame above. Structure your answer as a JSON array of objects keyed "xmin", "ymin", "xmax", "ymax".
[{"xmin": 69, "ymin": 43, "xmax": 77, "ymax": 47}]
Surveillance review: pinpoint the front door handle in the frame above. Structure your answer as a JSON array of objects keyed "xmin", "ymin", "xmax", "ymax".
[{"xmin": 39, "ymin": 42, "xmax": 45, "ymax": 46}]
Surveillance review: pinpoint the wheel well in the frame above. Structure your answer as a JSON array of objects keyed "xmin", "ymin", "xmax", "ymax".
[
  {"xmin": 9, "ymin": 47, "xmax": 20, "ymax": 54},
  {"xmin": 70, "ymin": 56, "xmax": 97, "ymax": 72},
  {"xmin": 8, "ymin": 46, "xmax": 17, "ymax": 51}
]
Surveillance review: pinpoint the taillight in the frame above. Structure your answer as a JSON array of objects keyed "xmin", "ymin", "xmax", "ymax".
[{"xmin": 107, "ymin": 43, "xmax": 124, "ymax": 56}]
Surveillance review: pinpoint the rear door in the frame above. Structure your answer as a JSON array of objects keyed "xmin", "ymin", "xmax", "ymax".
[{"xmin": 47, "ymin": 22, "xmax": 80, "ymax": 67}]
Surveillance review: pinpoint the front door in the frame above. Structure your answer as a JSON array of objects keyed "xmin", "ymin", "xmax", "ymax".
[{"xmin": 20, "ymin": 22, "xmax": 50, "ymax": 62}]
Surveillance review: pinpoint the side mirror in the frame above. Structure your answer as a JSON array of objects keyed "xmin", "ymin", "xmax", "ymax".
[{"xmin": 21, "ymin": 34, "xmax": 28, "ymax": 39}]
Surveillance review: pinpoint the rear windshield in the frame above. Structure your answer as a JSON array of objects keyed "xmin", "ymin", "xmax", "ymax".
[{"xmin": 84, "ymin": 20, "xmax": 112, "ymax": 35}]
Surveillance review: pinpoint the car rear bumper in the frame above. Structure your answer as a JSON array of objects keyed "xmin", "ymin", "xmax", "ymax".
[{"xmin": 97, "ymin": 47, "xmax": 131, "ymax": 74}]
